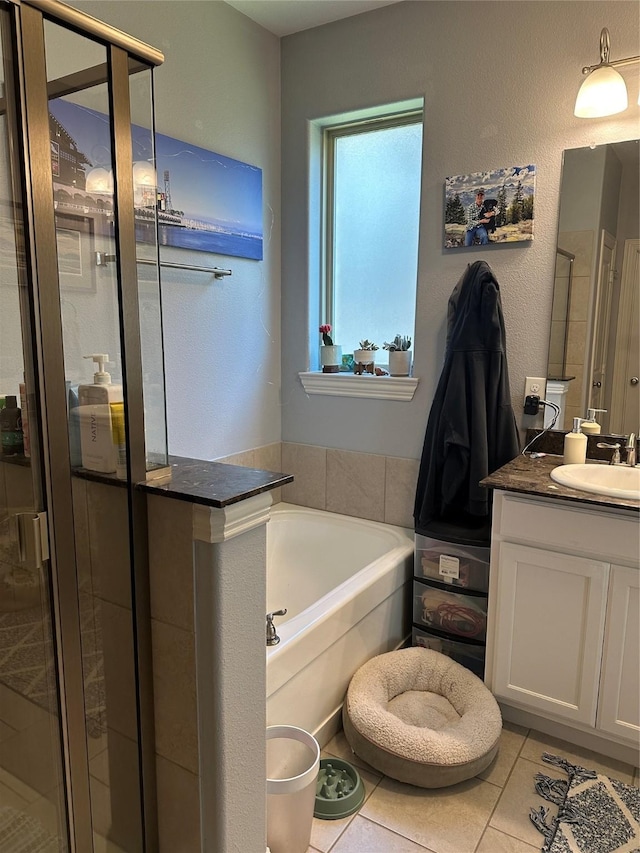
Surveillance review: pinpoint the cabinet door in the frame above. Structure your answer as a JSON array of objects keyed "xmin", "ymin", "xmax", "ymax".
[
  {"xmin": 493, "ymin": 543, "xmax": 609, "ymax": 725},
  {"xmin": 597, "ymin": 564, "xmax": 640, "ymax": 741}
]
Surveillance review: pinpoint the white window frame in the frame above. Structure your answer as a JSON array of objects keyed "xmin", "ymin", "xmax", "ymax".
[
  {"xmin": 299, "ymin": 105, "xmax": 422, "ymax": 400},
  {"xmin": 322, "ymin": 110, "xmax": 423, "ymax": 337}
]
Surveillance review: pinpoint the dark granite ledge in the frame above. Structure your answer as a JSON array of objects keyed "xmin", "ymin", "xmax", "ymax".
[
  {"xmin": 481, "ymin": 454, "xmax": 640, "ymax": 513},
  {"xmin": 136, "ymin": 455, "xmax": 293, "ymax": 508}
]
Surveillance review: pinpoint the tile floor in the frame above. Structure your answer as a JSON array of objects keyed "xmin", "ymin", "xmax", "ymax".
[
  {"xmin": 1, "ymin": 714, "xmax": 637, "ymax": 852},
  {"xmin": 306, "ymin": 723, "xmax": 640, "ymax": 853}
]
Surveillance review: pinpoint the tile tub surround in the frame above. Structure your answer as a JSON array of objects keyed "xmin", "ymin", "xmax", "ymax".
[
  {"xmin": 305, "ymin": 724, "xmax": 638, "ymax": 853},
  {"xmin": 223, "ymin": 442, "xmax": 419, "ymax": 528}
]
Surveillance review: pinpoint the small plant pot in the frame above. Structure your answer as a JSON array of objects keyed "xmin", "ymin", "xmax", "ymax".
[
  {"xmin": 388, "ymin": 350, "xmax": 412, "ymax": 376},
  {"xmin": 320, "ymin": 345, "xmax": 342, "ymax": 373},
  {"xmin": 353, "ymin": 349, "xmax": 375, "ymax": 366}
]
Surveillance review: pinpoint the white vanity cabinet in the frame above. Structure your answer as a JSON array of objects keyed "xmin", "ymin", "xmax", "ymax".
[
  {"xmin": 598, "ymin": 564, "xmax": 640, "ymax": 740},
  {"xmin": 486, "ymin": 490, "xmax": 639, "ymax": 755}
]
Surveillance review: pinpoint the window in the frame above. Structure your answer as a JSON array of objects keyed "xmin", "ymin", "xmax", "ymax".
[{"xmin": 323, "ymin": 111, "xmax": 423, "ymax": 358}]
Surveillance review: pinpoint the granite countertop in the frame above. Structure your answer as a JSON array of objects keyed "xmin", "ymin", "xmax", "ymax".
[
  {"xmin": 481, "ymin": 454, "xmax": 640, "ymax": 513},
  {"xmin": 137, "ymin": 455, "xmax": 293, "ymax": 508}
]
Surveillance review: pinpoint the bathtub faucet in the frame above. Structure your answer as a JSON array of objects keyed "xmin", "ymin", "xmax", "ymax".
[{"xmin": 266, "ymin": 609, "xmax": 287, "ymax": 646}]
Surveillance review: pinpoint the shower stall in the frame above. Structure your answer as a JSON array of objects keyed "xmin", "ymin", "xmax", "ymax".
[{"xmin": 0, "ymin": 1, "xmax": 166, "ymax": 849}]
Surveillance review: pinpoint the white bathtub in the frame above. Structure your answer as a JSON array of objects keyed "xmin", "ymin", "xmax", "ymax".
[{"xmin": 266, "ymin": 503, "xmax": 413, "ymax": 746}]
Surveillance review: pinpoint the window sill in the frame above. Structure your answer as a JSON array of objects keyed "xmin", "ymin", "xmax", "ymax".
[{"xmin": 299, "ymin": 371, "xmax": 419, "ymax": 401}]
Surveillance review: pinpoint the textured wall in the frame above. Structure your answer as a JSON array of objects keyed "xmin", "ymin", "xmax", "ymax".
[
  {"xmin": 72, "ymin": 0, "xmax": 282, "ymax": 461},
  {"xmin": 280, "ymin": 0, "xmax": 640, "ymax": 459}
]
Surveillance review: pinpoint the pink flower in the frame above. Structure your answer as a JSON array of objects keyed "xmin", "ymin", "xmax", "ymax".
[{"xmin": 319, "ymin": 324, "xmax": 333, "ymax": 346}]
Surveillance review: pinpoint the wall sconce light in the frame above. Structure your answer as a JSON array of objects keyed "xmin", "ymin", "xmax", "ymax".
[{"xmin": 575, "ymin": 28, "xmax": 640, "ymax": 118}]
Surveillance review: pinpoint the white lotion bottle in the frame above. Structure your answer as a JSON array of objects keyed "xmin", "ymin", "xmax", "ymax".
[
  {"xmin": 580, "ymin": 408, "xmax": 606, "ymax": 435},
  {"xmin": 563, "ymin": 417, "xmax": 588, "ymax": 465},
  {"xmin": 78, "ymin": 354, "xmax": 123, "ymax": 473}
]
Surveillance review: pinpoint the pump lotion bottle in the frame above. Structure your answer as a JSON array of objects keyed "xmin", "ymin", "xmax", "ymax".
[
  {"xmin": 78, "ymin": 354, "xmax": 123, "ymax": 473},
  {"xmin": 563, "ymin": 418, "xmax": 588, "ymax": 465},
  {"xmin": 581, "ymin": 408, "xmax": 605, "ymax": 435}
]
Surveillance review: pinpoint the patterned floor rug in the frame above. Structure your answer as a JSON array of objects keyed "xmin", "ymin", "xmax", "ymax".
[
  {"xmin": 0, "ymin": 805, "xmax": 60, "ymax": 853},
  {"xmin": 530, "ymin": 752, "xmax": 640, "ymax": 853}
]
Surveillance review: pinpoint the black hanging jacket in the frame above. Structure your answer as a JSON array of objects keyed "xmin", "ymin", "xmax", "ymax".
[{"xmin": 414, "ymin": 261, "xmax": 520, "ymax": 536}]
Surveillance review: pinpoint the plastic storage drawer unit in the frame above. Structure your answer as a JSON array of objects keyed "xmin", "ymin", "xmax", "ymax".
[
  {"xmin": 412, "ymin": 627, "xmax": 485, "ymax": 678},
  {"xmin": 415, "ymin": 533, "xmax": 489, "ymax": 593},
  {"xmin": 413, "ymin": 579, "xmax": 487, "ymax": 642}
]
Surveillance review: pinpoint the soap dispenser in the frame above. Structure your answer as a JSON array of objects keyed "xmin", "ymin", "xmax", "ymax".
[
  {"xmin": 581, "ymin": 408, "xmax": 606, "ymax": 435},
  {"xmin": 563, "ymin": 418, "xmax": 588, "ymax": 465},
  {"xmin": 77, "ymin": 354, "xmax": 123, "ymax": 473},
  {"xmin": 78, "ymin": 354, "xmax": 122, "ymax": 405}
]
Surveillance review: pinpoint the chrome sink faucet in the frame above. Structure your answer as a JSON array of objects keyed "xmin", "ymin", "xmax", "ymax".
[
  {"xmin": 624, "ymin": 433, "xmax": 636, "ymax": 467},
  {"xmin": 597, "ymin": 441, "xmax": 621, "ymax": 464},
  {"xmin": 597, "ymin": 433, "xmax": 636, "ymax": 466}
]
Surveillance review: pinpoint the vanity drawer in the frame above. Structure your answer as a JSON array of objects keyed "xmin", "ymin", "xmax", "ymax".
[
  {"xmin": 413, "ymin": 579, "xmax": 487, "ymax": 642},
  {"xmin": 415, "ymin": 534, "xmax": 489, "ymax": 593},
  {"xmin": 498, "ymin": 493, "xmax": 639, "ymax": 563}
]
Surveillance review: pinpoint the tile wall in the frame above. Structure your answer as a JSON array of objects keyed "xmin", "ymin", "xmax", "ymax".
[{"xmin": 219, "ymin": 442, "xmax": 420, "ymax": 531}]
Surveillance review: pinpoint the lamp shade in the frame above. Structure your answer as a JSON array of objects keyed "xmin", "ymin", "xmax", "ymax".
[{"xmin": 574, "ymin": 64, "xmax": 628, "ymax": 117}]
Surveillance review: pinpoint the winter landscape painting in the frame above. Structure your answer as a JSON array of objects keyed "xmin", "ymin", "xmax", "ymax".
[{"xmin": 444, "ymin": 165, "xmax": 536, "ymax": 249}]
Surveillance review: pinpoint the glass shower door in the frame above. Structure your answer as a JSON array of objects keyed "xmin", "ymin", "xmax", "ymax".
[{"xmin": 0, "ymin": 6, "xmax": 69, "ymax": 849}]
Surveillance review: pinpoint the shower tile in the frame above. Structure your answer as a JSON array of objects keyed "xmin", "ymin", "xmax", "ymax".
[
  {"xmin": 0, "ymin": 684, "xmax": 48, "ymax": 731},
  {"xmin": 151, "ymin": 619, "xmax": 198, "ymax": 774},
  {"xmin": 0, "ymin": 777, "xmax": 30, "ymax": 811},
  {"xmin": 89, "ymin": 775, "xmax": 112, "ymax": 839},
  {"xmin": 3, "ymin": 461, "xmax": 34, "ymax": 511},
  {"xmin": 72, "ymin": 478, "xmax": 92, "ymax": 595},
  {"xmin": 24, "ymin": 793, "xmax": 62, "ymax": 838},
  {"xmin": 101, "ymin": 599, "xmax": 138, "ymax": 742},
  {"xmin": 104, "ymin": 729, "xmax": 145, "ymax": 850},
  {"xmin": 0, "ymin": 710, "xmax": 63, "ymax": 797},
  {"xmin": 566, "ymin": 321, "xmax": 587, "ymax": 365},
  {"xmin": 384, "ymin": 456, "xmax": 419, "ymax": 529},
  {"xmin": 326, "ymin": 450, "xmax": 385, "ymax": 522},
  {"xmin": 567, "ymin": 275, "xmax": 591, "ymax": 322},
  {"xmin": 86, "ymin": 481, "xmax": 132, "ymax": 610},
  {"xmin": 89, "ymin": 746, "xmax": 110, "ymax": 786},
  {"xmin": 360, "ymin": 774, "xmax": 500, "ymax": 853},
  {"xmin": 156, "ymin": 755, "xmax": 200, "ymax": 853},
  {"xmin": 148, "ymin": 494, "xmax": 194, "ymax": 632},
  {"xmin": 281, "ymin": 443, "xmax": 326, "ymax": 509}
]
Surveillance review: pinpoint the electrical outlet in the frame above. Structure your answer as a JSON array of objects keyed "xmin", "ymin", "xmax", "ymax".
[{"xmin": 523, "ymin": 376, "xmax": 547, "ymax": 410}]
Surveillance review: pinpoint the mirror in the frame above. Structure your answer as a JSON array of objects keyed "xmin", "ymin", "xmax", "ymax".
[{"xmin": 548, "ymin": 140, "xmax": 639, "ymax": 435}]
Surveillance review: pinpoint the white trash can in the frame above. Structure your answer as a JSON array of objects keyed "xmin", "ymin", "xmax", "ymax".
[{"xmin": 266, "ymin": 725, "xmax": 320, "ymax": 853}]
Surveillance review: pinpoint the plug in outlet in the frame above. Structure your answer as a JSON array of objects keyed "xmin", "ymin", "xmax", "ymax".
[{"xmin": 523, "ymin": 376, "xmax": 547, "ymax": 411}]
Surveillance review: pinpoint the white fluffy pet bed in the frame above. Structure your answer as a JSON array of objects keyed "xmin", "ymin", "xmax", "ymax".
[{"xmin": 342, "ymin": 647, "xmax": 502, "ymax": 788}]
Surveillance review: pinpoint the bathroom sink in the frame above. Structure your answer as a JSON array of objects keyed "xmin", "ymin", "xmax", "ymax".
[{"xmin": 550, "ymin": 464, "xmax": 640, "ymax": 500}]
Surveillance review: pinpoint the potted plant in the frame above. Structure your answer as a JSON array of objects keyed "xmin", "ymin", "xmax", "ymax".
[
  {"xmin": 319, "ymin": 324, "xmax": 342, "ymax": 373},
  {"xmin": 383, "ymin": 334, "xmax": 412, "ymax": 376},
  {"xmin": 353, "ymin": 340, "xmax": 379, "ymax": 370}
]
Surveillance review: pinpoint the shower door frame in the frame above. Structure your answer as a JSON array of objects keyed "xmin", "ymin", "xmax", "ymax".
[{"xmin": 5, "ymin": 0, "xmax": 163, "ymax": 849}]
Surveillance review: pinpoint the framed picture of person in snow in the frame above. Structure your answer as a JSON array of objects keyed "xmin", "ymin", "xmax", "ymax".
[{"xmin": 444, "ymin": 165, "xmax": 536, "ymax": 249}]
